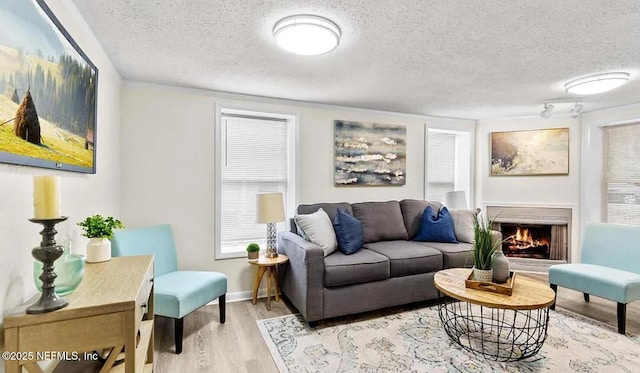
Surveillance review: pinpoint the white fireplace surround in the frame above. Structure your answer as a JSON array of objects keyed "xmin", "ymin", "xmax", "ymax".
[{"xmin": 484, "ymin": 203, "xmax": 575, "ymax": 273}]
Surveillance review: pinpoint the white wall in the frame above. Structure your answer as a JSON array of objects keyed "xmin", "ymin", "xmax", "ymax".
[
  {"xmin": 120, "ymin": 82, "xmax": 474, "ymax": 295},
  {"xmin": 0, "ymin": 0, "xmax": 122, "ymax": 356},
  {"xmin": 474, "ymin": 116, "xmax": 582, "ymax": 259}
]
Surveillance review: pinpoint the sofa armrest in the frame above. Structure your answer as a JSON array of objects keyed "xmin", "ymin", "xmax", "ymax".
[{"xmin": 277, "ymin": 231, "xmax": 325, "ymax": 322}]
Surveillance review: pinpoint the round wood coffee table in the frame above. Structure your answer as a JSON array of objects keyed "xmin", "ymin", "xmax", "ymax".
[{"xmin": 434, "ymin": 268, "xmax": 556, "ymax": 361}]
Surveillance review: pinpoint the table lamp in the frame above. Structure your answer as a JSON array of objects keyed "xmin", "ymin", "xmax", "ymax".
[
  {"xmin": 256, "ymin": 192, "xmax": 285, "ymax": 258},
  {"xmin": 444, "ymin": 191, "xmax": 468, "ymax": 210}
]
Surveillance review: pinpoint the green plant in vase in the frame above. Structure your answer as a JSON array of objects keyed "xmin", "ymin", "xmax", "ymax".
[
  {"xmin": 78, "ymin": 215, "xmax": 124, "ymax": 263},
  {"xmin": 246, "ymin": 242, "xmax": 260, "ymax": 260},
  {"xmin": 471, "ymin": 214, "xmax": 500, "ymax": 282}
]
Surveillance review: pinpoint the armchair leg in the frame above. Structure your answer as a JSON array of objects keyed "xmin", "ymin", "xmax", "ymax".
[
  {"xmin": 583, "ymin": 293, "xmax": 590, "ymax": 302},
  {"xmin": 618, "ymin": 303, "xmax": 627, "ymax": 334},
  {"xmin": 550, "ymin": 284, "xmax": 557, "ymax": 310},
  {"xmin": 219, "ymin": 294, "xmax": 226, "ymax": 324},
  {"xmin": 175, "ymin": 317, "xmax": 184, "ymax": 354}
]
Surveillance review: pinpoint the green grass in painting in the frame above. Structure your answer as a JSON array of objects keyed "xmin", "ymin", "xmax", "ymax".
[{"xmin": 0, "ymin": 95, "xmax": 93, "ymax": 168}]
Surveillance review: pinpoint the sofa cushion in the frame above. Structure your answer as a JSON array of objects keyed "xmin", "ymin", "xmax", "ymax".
[
  {"xmin": 352, "ymin": 201, "xmax": 408, "ymax": 243},
  {"xmin": 400, "ymin": 199, "xmax": 444, "ymax": 239},
  {"xmin": 294, "ymin": 208, "xmax": 337, "ymax": 257},
  {"xmin": 333, "ymin": 209, "xmax": 364, "ymax": 255},
  {"xmin": 448, "ymin": 208, "xmax": 480, "ymax": 243},
  {"xmin": 417, "ymin": 241, "xmax": 474, "ymax": 268},
  {"xmin": 414, "ymin": 206, "xmax": 458, "ymax": 243},
  {"xmin": 366, "ymin": 241, "xmax": 443, "ymax": 277},
  {"xmin": 298, "ymin": 202, "xmax": 352, "ymax": 222},
  {"xmin": 324, "ymin": 249, "xmax": 390, "ymax": 287}
]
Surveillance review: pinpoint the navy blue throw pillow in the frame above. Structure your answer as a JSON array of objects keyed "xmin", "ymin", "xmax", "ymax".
[
  {"xmin": 333, "ymin": 209, "xmax": 364, "ymax": 255},
  {"xmin": 413, "ymin": 206, "xmax": 458, "ymax": 243}
]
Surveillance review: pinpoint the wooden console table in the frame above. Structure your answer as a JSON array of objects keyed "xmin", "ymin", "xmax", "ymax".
[{"xmin": 3, "ymin": 255, "xmax": 155, "ymax": 373}]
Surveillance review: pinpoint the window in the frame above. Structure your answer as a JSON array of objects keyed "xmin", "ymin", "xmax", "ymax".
[
  {"xmin": 603, "ymin": 123, "xmax": 640, "ymax": 225},
  {"xmin": 425, "ymin": 129, "xmax": 471, "ymax": 204},
  {"xmin": 215, "ymin": 109, "xmax": 295, "ymax": 258}
]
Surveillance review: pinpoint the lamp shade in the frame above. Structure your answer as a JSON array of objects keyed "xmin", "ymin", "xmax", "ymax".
[
  {"xmin": 256, "ymin": 192, "xmax": 285, "ymax": 223},
  {"xmin": 444, "ymin": 191, "xmax": 468, "ymax": 210}
]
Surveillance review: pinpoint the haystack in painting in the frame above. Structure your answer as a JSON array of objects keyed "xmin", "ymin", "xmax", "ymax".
[{"xmin": 14, "ymin": 90, "xmax": 41, "ymax": 145}]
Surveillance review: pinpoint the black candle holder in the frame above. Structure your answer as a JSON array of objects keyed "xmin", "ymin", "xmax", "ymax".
[{"xmin": 27, "ymin": 216, "xmax": 70, "ymax": 314}]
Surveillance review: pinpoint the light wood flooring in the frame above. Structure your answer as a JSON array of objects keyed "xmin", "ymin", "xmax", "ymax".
[{"xmin": 56, "ymin": 272, "xmax": 640, "ymax": 372}]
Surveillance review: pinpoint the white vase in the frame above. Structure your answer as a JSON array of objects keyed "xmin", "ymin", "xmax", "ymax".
[
  {"xmin": 86, "ymin": 237, "xmax": 111, "ymax": 263},
  {"xmin": 473, "ymin": 267, "xmax": 493, "ymax": 282}
]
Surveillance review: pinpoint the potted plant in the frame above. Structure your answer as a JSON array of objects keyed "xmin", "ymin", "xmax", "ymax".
[
  {"xmin": 246, "ymin": 243, "xmax": 260, "ymax": 260},
  {"xmin": 78, "ymin": 215, "xmax": 124, "ymax": 263},
  {"xmin": 471, "ymin": 214, "xmax": 500, "ymax": 282}
]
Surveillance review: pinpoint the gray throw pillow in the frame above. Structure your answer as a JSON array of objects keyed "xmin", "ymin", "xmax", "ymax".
[
  {"xmin": 448, "ymin": 208, "xmax": 480, "ymax": 243},
  {"xmin": 294, "ymin": 208, "xmax": 338, "ymax": 256}
]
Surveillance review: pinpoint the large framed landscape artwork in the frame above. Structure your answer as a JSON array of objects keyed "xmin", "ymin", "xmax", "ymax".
[
  {"xmin": 491, "ymin": 128, "xmax": 569, "ymax": 176},
  {"xmin": 0, "ymin": 0, "xmax": 98, "ymax": 173},
  {"xmin": 334, "ymin": 120, "xmax": 406, "ymax": 186}
]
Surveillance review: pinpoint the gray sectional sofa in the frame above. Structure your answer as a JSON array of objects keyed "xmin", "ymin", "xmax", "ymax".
[{"xmin": 277, "ymin": 199, "xmax": 479, "ymax": 323}]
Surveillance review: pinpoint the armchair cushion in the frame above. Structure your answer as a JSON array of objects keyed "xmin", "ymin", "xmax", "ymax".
[
  {"xmin": 112, "ymin": 224, "xmax": 178, "ymax": 276},
  {"xmin": 154, "ymin": 271, "xmax": 228, "ymax": 319}
]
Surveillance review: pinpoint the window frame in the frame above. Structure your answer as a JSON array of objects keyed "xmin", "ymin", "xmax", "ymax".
[
  {"xmin": 214, "ymin": 104, "xmax": 297, "ymax": 259},
  {"xmin": 602, "ymin": 122, "xmax": 640, "ymax": 225},
  {"xmin": 424, "ymin": 127, "xmax": 473, "ymax": 205}
]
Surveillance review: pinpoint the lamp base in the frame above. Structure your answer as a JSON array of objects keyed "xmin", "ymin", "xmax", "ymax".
[{"xmin": 266, "ymin": 251, "xmax": 279, "ymax": 259}]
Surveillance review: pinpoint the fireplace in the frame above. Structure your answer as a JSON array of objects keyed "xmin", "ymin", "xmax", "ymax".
[{"xmin": 486, "ymin": 205, "xmax": 571, "ymax": 272}]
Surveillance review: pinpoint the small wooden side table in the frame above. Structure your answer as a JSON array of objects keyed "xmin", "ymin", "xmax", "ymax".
[{"xmin": 249, "ymin": 255, "xmax": 289, "ymax": 310}]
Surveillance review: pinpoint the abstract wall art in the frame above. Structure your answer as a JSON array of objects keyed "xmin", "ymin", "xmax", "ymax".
[
  {"xmin": 334, "ymin": 120, "xmax": 406, "ymax": 186},
  {"xmin": 491, "ymin": 128, "xmax": 569, "ymax": 176}
]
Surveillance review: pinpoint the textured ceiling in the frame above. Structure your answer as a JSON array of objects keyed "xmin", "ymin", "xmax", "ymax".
[{"xmin": 71, "ymin": 0, "xmax": 640, "ymax": 119}]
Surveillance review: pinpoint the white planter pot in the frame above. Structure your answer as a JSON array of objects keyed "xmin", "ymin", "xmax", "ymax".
[
  {"xmin": 473, "ymin": 267, "xmax": 493, "ymax": 282},
  {"xmin": 86, "ymin": 238, "xmax": 111, "ymax": 263}
]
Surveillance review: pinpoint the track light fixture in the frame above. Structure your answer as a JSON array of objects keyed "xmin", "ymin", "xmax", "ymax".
[
  {"xmin": 540, "ymin": 100, "xmax": 584, "ymax": 119},
  {"xmin": 569, "ymin": 102, "xmax": 584, "ymax": 118},
  {"xmin": 540, "ymin": 104, "xmax": 554, "ymax": 119}
]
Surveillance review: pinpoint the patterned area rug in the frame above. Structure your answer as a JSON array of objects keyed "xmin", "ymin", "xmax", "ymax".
[{"xmin": 257, "ymin": 306, "xmax": 640, "ymax": 372}]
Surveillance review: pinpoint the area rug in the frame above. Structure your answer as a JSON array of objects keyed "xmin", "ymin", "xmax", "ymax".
[{"xmin": 257, "ymin": 306, "xmax": 640, "ymax": 372}]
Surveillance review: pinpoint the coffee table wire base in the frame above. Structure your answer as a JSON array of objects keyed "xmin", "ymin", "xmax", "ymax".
[{"xmin": 437, "ymin": 295, "xmax": 550, "ymax": 361}]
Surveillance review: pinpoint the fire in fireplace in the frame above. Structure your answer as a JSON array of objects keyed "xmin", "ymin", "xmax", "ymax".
[{"xmin": 501, "ymin": 224, "xmax": 552, "ymax": 259}]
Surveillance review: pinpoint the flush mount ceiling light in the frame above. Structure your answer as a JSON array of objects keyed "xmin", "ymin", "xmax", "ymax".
[
  {"xmin": 564, "ymin": 72, "xmax": 630, "ymax": 95},
  {"xmin": 540, "ymin": 103, "xmax": 554, "ymax": 119},
  {"xmin": 273, "ymin": 15, "xmax": 341, "ymax": 56}
]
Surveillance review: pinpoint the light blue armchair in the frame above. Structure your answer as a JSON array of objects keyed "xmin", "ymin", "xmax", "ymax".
[
  {"xmin": 549, "ymin": 223, "xmax": 640, "ymax": 334},
  {"xmin": 112, "ymin": 224, "xmax": 227, "ymax": 354}
]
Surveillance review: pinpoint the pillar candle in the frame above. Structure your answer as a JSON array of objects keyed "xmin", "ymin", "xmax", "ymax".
[{"xmin": 33, "ymin": 176, "xmax": 61, "ymax": 219}]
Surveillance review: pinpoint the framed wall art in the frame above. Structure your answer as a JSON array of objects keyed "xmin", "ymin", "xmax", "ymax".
[
  {"xmin": 491, "ymin": 128, "xmax": 569, "ymax": 176},
  {"xmin": 0, "ymin": 0, "xmax": 98, "ymax": 173},
  {"xmin": 334, "ymin": 120, "xmax": 406, "ymax": 186}
]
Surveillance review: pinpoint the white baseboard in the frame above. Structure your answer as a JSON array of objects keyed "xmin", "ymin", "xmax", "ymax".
[{"xmin": 206, "ymin": 289, "xmax": 271, "ymax": 305}]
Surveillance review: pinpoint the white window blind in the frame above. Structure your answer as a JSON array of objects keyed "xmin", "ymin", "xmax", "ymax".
[
  {"xmin": 219, "ymin": 113, "xmax": 289, "ymax": 254},
  {"xmin": 426, "ymin": 131, "xmax": 456, "ymax": 202},
  {"xmin": 603, "ymin": 123, "xmax": 640, "ymax": 225}
]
